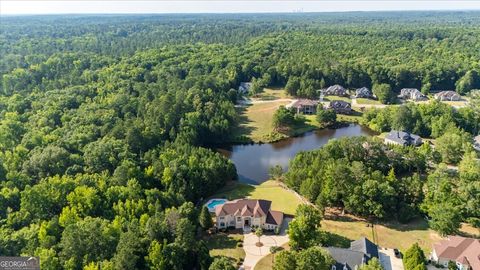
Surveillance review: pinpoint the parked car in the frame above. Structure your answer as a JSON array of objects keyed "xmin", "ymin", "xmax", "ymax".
[{"xmin": 394, "ymin": 248, "xmax": 402, "ymax": 258}]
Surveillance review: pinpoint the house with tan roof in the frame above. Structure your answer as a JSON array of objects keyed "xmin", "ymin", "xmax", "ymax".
[
  {"xmin": 214, "ymin": 199, "xmax": 284, "ymax": 230},
  {"xmin": 286, "ymin": 99, "xmax": 319, "ymax": 115},
  {"xmin": 430, "ymin": 236, "xmax": 480, "ymax": 270},
  {"xmin": 434, "ymin": 90, "xmax": 462, "ymax": 101}
]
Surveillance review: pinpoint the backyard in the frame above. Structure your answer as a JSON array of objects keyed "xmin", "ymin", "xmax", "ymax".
[{"xmin": 210, "ymin": 180, "xmax": 303, "ymax": 215}]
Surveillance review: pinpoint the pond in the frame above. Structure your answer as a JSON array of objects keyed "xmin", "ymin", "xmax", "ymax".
[{"xmin": 218, "ymin": 124, "xmax": 376, "ymax": 184}]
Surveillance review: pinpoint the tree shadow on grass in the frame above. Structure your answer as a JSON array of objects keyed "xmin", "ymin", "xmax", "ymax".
[
  {"xmin": 231, "ymin": 106, "xmax": 255, "ymax": 142},
  {"xmin": 211, "ymin": 181, "xmax": 256, "ymax": 201},
  {"xmin": 377, "ymin": 217, "xmax": 430, "ymax": 232},
  {"xmin": 205, "ymin": 233, "xmax": 240, "ymax": 250},
  {"xmin": 323, "ymin": 231, "xmax": 353, "ymax": 248}
]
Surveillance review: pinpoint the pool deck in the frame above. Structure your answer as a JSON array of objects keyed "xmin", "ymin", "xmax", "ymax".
[{"xmin": 205, "ymin": 198, "xmax": 228, "ymax": 212}]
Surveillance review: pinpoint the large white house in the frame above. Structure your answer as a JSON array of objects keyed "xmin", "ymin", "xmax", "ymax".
[{"xmin": 214, "ymin": 199, "xmax": 284, "ymax": 230}]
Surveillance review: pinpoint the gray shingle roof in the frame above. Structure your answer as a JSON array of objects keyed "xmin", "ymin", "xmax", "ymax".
[
  {"xmin": 325, "ymin": 237, "xmax": 379, "ymax": 270},
  {"xmin": 351, "ymin": 237, "xmax": 379, "ymax": 259},
  {"xmin": 329, "ymin": 100, "xmax": 351, "ymax": 109},
  {"xmin": 326, "ymin": 247, "xmax": 368, "ymax": 270},
  {"xmin": 385, "ymin": 130, "xmax": 422, "ymax": 146}
]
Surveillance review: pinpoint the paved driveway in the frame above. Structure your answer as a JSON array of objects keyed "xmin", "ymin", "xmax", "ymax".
[
  {"xmin": 242, "ymin": 233, "xmax": 289, "ymax": 270},
  {"xmin": 241, "ymin": 218, "xmax": 292, "ymax": 270},
  {"xmin": 379, "ymin": 248, "xmax": 404, "ymax": 270}
]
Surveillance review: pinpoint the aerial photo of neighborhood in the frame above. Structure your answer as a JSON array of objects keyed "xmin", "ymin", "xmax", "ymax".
[{"xmin": 0, "ymin": 1, "xmax": 479, "ymax": 270}]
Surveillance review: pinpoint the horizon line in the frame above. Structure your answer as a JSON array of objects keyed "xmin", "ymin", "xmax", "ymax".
[{"xmin": 3, "ymin": 9, "xmax": 480, "ymax": 16}]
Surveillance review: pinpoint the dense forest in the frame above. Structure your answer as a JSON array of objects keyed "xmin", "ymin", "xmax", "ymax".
[{"xmin": 1, "ymin": 12, "xmax": 480, "ymax": 269}]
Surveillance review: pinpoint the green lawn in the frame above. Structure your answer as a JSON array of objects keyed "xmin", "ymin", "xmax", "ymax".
[
  {"xmin": 356, "ymin": 98, "xmax": 382, "ymax": 105},
  {"xmin": 232, "ymin": 100, "xmax": 291, "ymax": 143},
  {"xmin": 336, "ymin": 108, "xmax": 363, "ymax": 123},
  {"xmin": 204, "ymin": 232, "xmax": 245, "ymax": 262},
  {"xmin": 321, "ymin": 216, "xmax": 441, "ymax": 252},
  {"xmin": 210, "ymin": 180, "xmax": 304, "ymax": 216},
  {"xmin": 323, "ymin": 96, "xmax": 352, "ymax": 103},
  {"xmin": 253, "ymin": 88, "xmax": 291, "ymax": 100},
  {"xmin": 255, "ymin": 243, "xmax": 289, "ymax": 270},
  {"xmin": 232, "ymin": 100, "xmax": 322, "ymax": 143}
]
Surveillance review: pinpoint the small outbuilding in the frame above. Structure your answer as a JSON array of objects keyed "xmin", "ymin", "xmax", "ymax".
[
  {"xmin": 398, "ymin": 88, "xmax": 428, "ymax": 101},
  {"xmin": 287, "ymin": 99, "xmax": 319, "ymax": 115},
  {"xmin": 384, "ymin": 130, "xmax": 422, "ymax": 146},
  {"xmin": 355, "ymin": 87, "xmax": 373, "ymax": 99},
  {"xmin": 434, "ymin": 91, "xmax": 462, "ymax": 101},
  {"xmin": 328, "ymin": 100, "xmax": 352, "ymax": 114},
  {"xmin": 323, "ymin": 84, "xmax": 348, "ymax": 97},
  {"xmin": 238, "ymin": 82, "xmax": 252, "ymax": 94}
]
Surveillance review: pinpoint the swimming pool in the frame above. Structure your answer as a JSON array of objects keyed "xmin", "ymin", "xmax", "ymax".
[{"xmin": 205, "ymin": 199, "xmax": 227, "ymax": 212}]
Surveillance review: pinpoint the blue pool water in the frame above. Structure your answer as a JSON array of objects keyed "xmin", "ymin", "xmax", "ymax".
[{"xmin": 206, "ymin": 199, "xmax": 227, "ymax": 212}]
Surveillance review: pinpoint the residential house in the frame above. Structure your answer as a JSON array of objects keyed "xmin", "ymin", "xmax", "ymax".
[
  {"xmin": 329, "ymin": 100, "xmax": 352, "ymax": 114},
  {"xmin": 324, "ymin": 85, "xmax": 348, "ymax": 96},
  {"xmin": 434, "ymin": 91, "xmax": 462, "ymax": 101},
  {"xmin": 238, "ymin": 82, "xmax": 252, "ymax": 94},
  {"xmin": 355, "ymin": 87, "xmax": 373, "ymax": 99},
  {"xmin": 430, "ymin": 236, "xmax": 480, "ymax": 270},
  {"xmin": 214, "ymin": 199, "xmax": 284, "ymax": 231},
  {"xmin": 398, "ymin": 88, "xmax": 428, "ymax": 101},
  {"xmin": 326, "ymin": 237, "xmax": 379, "ymax": 270},
  {"xmin": 474, "ymin": 135, "xmax": 480, "ymax": 152},
  {"xmin": 287, "ymin": 99, "xmax": 319, "ymax": 114},
  {"xmin": 384, "ymin": 130, "xmax": 422, "ymax": 146}
]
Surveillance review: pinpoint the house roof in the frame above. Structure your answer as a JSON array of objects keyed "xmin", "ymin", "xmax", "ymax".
[
  {"xmin": 399, "ymin": 88, "xmax": 427, "ymax": 100},
  {"xmin": 266, "ymin": 210, "xmax": 284, "ymax": 225},
  {"xmin": 329, "ymin": 100, "xmax": 351, "ymax": 109},
  {"xmin": 289, "ymin": 99, "xmax": 319, "ymax": 108},
  {"xmin": 355, "ymin": 87, "xmax": 372, "ymax": 97},
  {"xmin": 327, "ymin": 84, "xmax": 346, "ymax": 91},
  {"xmin": 385, "ymin": 130, "xmax": 421, "ymax": 146},
  {"xmin": 238, "ymin": 82, "xmax": 252, "ymax": 92},
  {"xmin": 215, "ymin": 199, "xmax": 271, "ymax": 218},
  {"xmin": 326, "ymin": 247, "xmax": 369, "ymax": 270},
  {"xmin": 350, "ymin": 237, "xmax": 379, "ymax": 259},
  {"xmin": 433, "ymin": 236, "xmax": 480, "ymax": 269},
  {"xmin": 435, "ymin": 90, "xmax": 459, "ymax": 97},
  {"xmin": 324, "ymin": 85, "xmax": 347, "ymax": 96},
  {"xmin": 474, "ymin": 135, "xmax": 480, "ymax": 151},
  {"xmin": 326, "ymin": 237, "xmax": 378, "ymax": 270}
]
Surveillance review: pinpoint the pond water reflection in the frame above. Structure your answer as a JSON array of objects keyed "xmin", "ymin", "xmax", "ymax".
[{"xmin": 218, "ymin": 124, "xmax": 376, "ymax": 184}]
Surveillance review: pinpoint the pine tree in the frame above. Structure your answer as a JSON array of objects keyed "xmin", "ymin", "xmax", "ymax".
[{"xmin": 199, "ymin": 206, "xmax": 213, "ymax": 230}]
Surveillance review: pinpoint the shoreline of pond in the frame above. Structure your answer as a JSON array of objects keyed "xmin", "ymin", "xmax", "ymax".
[{"xmin": 217, "ymin": 124, "xmax": 377, "ymax": 184}]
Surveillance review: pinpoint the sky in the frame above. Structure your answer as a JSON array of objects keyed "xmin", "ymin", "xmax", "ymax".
[{"xmin": 2, "ymin": 0, "xmax": 480, "ymax": 15}]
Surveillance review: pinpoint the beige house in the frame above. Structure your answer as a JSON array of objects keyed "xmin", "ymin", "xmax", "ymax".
[
  {"xmin": 431, "ymin": 236, "xmax": 480, "ymax": 270},
  {"xmin": 214, "ymin": 199, "xmax": 284, "ymax": 230},
  {"xmin": 434, "ymin": 91, "xmax": 461, "ymax": 101},
  {"xmin": 287, "ymin": 99, "xmax": 319, "ymax": 115}
]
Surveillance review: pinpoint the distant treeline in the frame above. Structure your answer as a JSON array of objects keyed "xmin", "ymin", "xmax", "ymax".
[{"xmin": 1, "ymin": 12, "xmax": 480, "ymax": 269}]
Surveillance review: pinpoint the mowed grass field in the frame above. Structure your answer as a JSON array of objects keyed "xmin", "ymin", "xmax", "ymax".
[
  {"xmin": 255, "ymin": 88, "xmax": 292, "ymax": 100},
  {"xmin": 211, "ymin": 180, "xmax": 303, "ymax": 215},
  {"xmin": 356, "ymin": 98, "xmax": 382, "ymax": 105},
  {"xmin": 233, "ymin": 100, "xmax": 291, "ymax": 142},
  {"xmin": 321, "ymin": 216, "xmax": 442, "ymax": 252}
]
